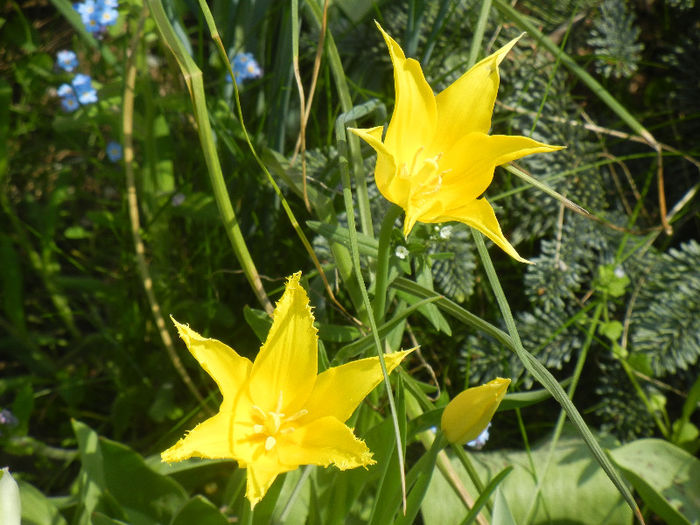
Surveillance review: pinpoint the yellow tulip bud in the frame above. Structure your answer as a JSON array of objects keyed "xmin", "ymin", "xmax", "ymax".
[{"xmin": 441, "ymin": 378, "xmax": 511, "ymax": 445}]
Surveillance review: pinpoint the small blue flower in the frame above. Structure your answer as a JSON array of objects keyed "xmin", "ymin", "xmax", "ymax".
[
  {"xmin": 106, "ymin": 141, "xmax": 122, "ymax": 162},
  {"xmin": 57, "ymin": 50, "xmax": 79, "ymax": 72},
  {"xmin": 72, "ymin": 74, "xmax": 98, "ymax": 105},
  {"xmin": 74, "ymin": 0, "xmax": 118, "ymax": 35},
  {"xmin": 466, "ymin": 423, "xmax": 491, "ymax": 449},
  {"xmin": 57, "ymin": 83, "xmax": 80, "ymax": 112},
  {"xmin": 75, "ymin": 0, "xmax": 97, "ymax": 19},
  {"xmin": 171, "ymin": 192, "xmax": 186, "ymax": 206},
  {"xmin": 226, "ymin": 52, "xmax": 262, "ymax": 83},
  {"xmin": 57, "ymin": 83, "xmax": 74, "ymax": 98},
  {"xmin": 83, "ymin": 12, "xmax": 103, "ymax": 34},
  {"xmin": 98, "ymin": 7, "xmax": 118, "ymax": 26},
  {"xmin": 60, "ymin": 93, "xmax": 80, "ymax": 112}
]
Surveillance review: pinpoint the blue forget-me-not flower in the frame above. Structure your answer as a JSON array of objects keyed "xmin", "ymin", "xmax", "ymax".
[
  {"xmin": 106, "ymin": 141, "xmax": 123, "ymax": 162},
  {"xmin": 57, "ymin": 50, "xmax": 79, "ymax": 72},
  {"xmin": 56, "ymin": 74, "xmax": 98, "ymax": 112},
  {"xmin": 74, "ymin": 0, "xmax": 119, "ymax": 36},
  {"xmin": 225, "ymin": 52, "xmax": 262, "ymax": 83}
]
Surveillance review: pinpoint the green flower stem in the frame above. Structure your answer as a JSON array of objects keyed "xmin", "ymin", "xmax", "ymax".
[
  {"xmin": 523, "ymin": 301, "xmax": 604, "ymax": 525},
  {"xmin": 336, "ymin": 119, "xmax": 406, "ymax": 510},
  {"xmin": 406, "ymin": 394, "xmax": 487, "ymax": 525},
  {"xmin": 146, "ymin": 0, "xmax": 273, "ymax": 314},
  {"xmin": 470, "ymin": 229, "xmax": 643, "ymax": 523},
  {"xmin": 452, "ymin": 445, "xmax": 491, "ymax": 514},
  {"xmin": 373, "ymin": 204, "xmax": 404, "ymax": 324},
  {"xmin": 466, "ymin": 0, "xmax": 492, "ymax": 69}
]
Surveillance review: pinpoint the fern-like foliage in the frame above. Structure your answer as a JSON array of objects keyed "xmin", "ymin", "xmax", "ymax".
[
  {"xmin": 587, "ymin": 0, "xmax": 643, "ymax": 79},
  {"xmin": 595, "ymin": 356, "xmax": 656, "ymax": 441},
  {"xmin": 462, "ymin": 306, "xmax": 584, "ymax": 388},
  {"xmin": 428, "ymin": 224, "xmax": 476, "ymax": 303},
  {"xmin": 630, "ymin": 240, "xmax": 700, "ymax": 375},
  {"xmin": 497, "ymin": 44, "xmax": 609, "ymax": 246}
]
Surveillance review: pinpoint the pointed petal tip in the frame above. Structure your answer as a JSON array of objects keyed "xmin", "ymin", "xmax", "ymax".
[{"xmin": 402, "ymin": 214, "xmax": 417, "ymax": 239}]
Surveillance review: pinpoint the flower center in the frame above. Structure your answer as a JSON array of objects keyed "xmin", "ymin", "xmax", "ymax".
[
  {"xmin": 250, "ymin": 391, "xmax": 307, "ymax": 451},
  {"xmin": 399, "ymin": 149, "xmax": 452, "ymax": 213}
]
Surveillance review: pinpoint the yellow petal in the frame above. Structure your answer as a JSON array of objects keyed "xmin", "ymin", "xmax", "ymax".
[
  {"xmin": 248, "ymin": 272, "xmax": 318, "ymax": 414},
  {"xmin": 441, "ymin": 378, "xmax": 511, "ymax": 445},
  {"xmin": 171, "ymin": 317, "xmax": 252, "ymax": 412},
  {"xmin": 348, "ymin": 126, "xmax": 387, "ymax": 155},
  {"xmin": 438, "ymin": 198, "xmax": 528, "ymax": 263},
  {"xmin": 277, "ymin": 416, "xmax": 375, "ymax": 470},
  {"xmin": 245, "ymin": 454, "xmax": 295, "ymax": 508},
  {"xmin": 439, "ymin": 132, "xmax": 563, "ymax": 202},
  {"xmin": 303, "ymin": 349, "xmax": 414, "ymax": 422},
  {"xmin": 375, "ymin": 22, "xmax": 437, "ymax": 163},
  {"xmin": 161, "ymin": 411, "xmax": 234, "ymax": 462},
  {"xmin": 349, "ymin": 126, "xmax": 406, "ymax": 207},
  {"xmin": 432, "ymin": 35, "xmax": 521, "ymax": 150}
]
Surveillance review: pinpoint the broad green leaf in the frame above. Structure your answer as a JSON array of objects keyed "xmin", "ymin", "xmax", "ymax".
[
  {"xmin": 92, "ymin": 514, "xmax": 130, "ymax": 525},
  {"xmin": 393, "ymin": 269, "xmax": 640, "ymax": 517},
  {"xmin": 490, "ymin": 486, "xmax": 517, "ymax": 525},
  {"xmin": 243, "ymin": 305, "xmax": 272, "ymax": 342},
  {"xmin": 171, "ymin": 496, "xmax": 229, "ymax": 525},
  {"xmin": 271, "ymin": 468, "xmax": 311, "ymax": 525},
  {"xmin": 72, "ymin": 419, "xmax": 106, "ymax": 522},
  {"xmin": 73, "ymin": 420, "xmax": 187, "ymax": 525},
  {"xmin": 610, "ymin": 439, "xmax": 700, "ymax": 525},
  {"xmin": 99, "ymin": 438, "xmax": 186, "ymax": 525},
  {"xmin": 422, "ymin": 432, "xmax": 632, "ymax": 525},
  {"xmin": 18, "ymin": 481, "xmax": 67, "ymax": 525},
  {"xmin": 461, "ymin": 467, "xmax": 513, "ymax": 525}
]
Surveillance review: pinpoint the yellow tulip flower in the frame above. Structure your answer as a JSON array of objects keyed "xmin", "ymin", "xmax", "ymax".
[
  {"xmin": 162, "ymin": 272, "xmax": 412, "ymax": 507},
  {"xmin": 441, "ymin": 378, "xmax": 511, "ymax": 445},
  {"xmin": 350, "ymin": 24, "xmax": 562, "ymax": 262}
]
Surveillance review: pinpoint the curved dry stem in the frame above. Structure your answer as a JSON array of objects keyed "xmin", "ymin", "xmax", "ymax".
[{"xmin": 123, "ymin": 7, "xmax": 208, "ymax": 410}]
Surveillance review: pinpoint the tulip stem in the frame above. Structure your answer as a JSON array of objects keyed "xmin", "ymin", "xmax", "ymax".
[
  {"xmin": 373, "ymin": 204, "xmax": 404, "ymax": 324},
  {"xmin": 452, "ymin": 444, "xmax": 491, "ymax": 514},
  {"xmin": 470, "ymin": 229, "xmax": 644, "ymax": 524},
  {"xmin": 337, "ymin": 121, "xmax": 407, "ymax": 511},
  {"xmin": 522, "ymin": 301, "xmax": 604, "ymax": 525}
]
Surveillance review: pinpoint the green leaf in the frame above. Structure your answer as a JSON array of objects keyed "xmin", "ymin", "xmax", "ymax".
[
  {"xmin": 490, "ymin": 486, "xmax": 517, "ymax": 525},
  {"xmin": 459, "ymin": 467, "xmax": 513, "ymax": 525},
  {"xmin": 423, "ymin": 432, "xmax": 632, "ymax": 525},
  {"xmin": 243, "ymin": 305, "xmax": 272, "ymax": 342},
  {"xmin": 92, "ymin": 513, "xmax": 130, "ymax": 525},
  {"xmin": 600, "ymin": 321, "xmax": 623, "ymax": 341},
  {"xmin": 19, "ymin": 481, "xmax": 68, "ymax": 525},
  {"xmin": 171, "ymin": 496, "xmax": 229, "ymax": 525},
  {"xmin": 610, "ymin": 439, "xmax": 700, "ymax": 525},
  {"xmin": 72, "ymin": 420, "xmax": 187, "ymax": 525},
  {"xmin": 99, "ymin": 438, "xmax": 187, "ymax": 524},
  {"xmin": 594, "ymin": 264, "xmax": 630, "ymax": 298}
]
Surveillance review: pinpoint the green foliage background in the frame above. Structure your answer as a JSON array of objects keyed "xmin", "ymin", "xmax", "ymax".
[{"xmin": 1, "ymin": 0, "xmax": 698, "ymax": 523}]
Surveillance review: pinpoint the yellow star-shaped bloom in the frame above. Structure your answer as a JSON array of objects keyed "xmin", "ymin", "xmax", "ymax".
[
  {"xmin": 351, "ymin": 23, "xmax": 563, "ymax": 262},
  {"xmin": 162, "ymin": 272, "xmax": 412, "ymax": 507}
]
